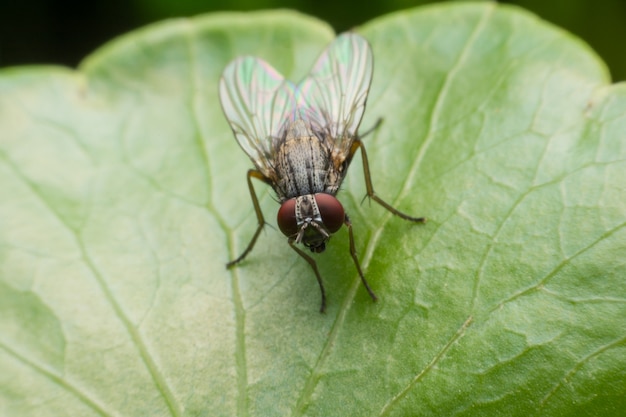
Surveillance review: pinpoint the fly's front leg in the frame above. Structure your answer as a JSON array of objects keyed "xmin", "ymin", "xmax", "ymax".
[
  {"xmin": 345, "ymin": 215, "xmax": 378, "ymax": 302},
  {"xmin": 227, "ymin": 169, "xmax": 272, "ymax": 268},
  {"xmin": 350, "ymin": 139, "xmax": 426, "ymax": 223},
  {"xmin": 288, "ymin": 239, "xmax": 327, "ymax": 313}
]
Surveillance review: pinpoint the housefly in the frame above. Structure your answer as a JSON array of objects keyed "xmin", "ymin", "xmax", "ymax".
[{"xmin": 219, "ymin": 33, "xmax": 425, "ymax": 312}]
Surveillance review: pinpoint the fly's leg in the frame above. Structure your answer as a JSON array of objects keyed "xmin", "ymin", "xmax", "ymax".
[
  {"xmin": 345, "ymin": 215, "xmax": 378, "ymax": 302},
  {"xmin": 358, "ymin": 118, "xmax": 383, "ymax": 138},
  {"xmin": 288, "ymin": 239, "xmax": 327, "ymax": 313},
  {"xmin": 350, "ymin": 138, "xmax": 426, "ymax": 223},
  {"xmin": 227, "ymin": 169, "xmax": 272, "ymax": 268}
]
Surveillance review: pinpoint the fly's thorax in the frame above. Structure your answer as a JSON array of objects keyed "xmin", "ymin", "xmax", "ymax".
[
  {"xmin": 274, "ymin": 119, "xmax": 337, "ymax": 198},
  {"xmin": 277, "ymin": 193, "xmax": 345, "ymax": 253},
  {"xmin": 324, "ymin": 161, "xmax": 344, "ymax": 195}
]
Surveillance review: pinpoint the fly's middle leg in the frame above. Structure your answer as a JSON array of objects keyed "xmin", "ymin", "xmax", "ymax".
[
  {"xmin": 350, "ymin": 138, "xmax": 426, "ymax": 223},
  {"xmin": 227, "ymin": 169, "xmax": 271, "ymax": 268}
]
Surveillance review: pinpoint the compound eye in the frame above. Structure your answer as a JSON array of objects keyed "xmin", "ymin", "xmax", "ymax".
[
  {"xmin": 277, "ymin": 198, "xmax": 298, "ymax": 237},
  {"xmin": 315, "ymin": 193, "xmax": 345, "ymax": 234}
]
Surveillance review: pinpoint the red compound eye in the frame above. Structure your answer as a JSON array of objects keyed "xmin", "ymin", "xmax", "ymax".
[
  {"xmin": 277, "ymin": 198, "xmax": 298, "ymax": 237},
  {"xmin": 315, "ymin": 193, "xmax": 345, "ymax": 234}
]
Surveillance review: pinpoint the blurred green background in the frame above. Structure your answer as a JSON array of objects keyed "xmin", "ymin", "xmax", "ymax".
[{"xmin": 1, "ymin": 0, "xmax": 625, "ymax": 81}]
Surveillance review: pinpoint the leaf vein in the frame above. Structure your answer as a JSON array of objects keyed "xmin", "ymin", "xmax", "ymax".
[
  {"xmin": 0, "ymin": 149, "xmax": 183, "ymax": 417},
  {"xmin": 378, "ymin": 316, "xmax": 473, "ymax": 416},
  {"xmin": 0, "ymin": 340, "xmax": 113, "ymax": 417},
  {"xmin": 539, "ymin": 334, "xmax": 626, "ymax": 408}
]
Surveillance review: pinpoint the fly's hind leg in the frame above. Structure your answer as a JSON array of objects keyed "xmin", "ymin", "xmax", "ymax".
[
  {"xmin": 227, "ymin": 169, "xmax": 272, "ymax": 268},
  {"xmin": 349, "ymin": 138, "xmax": 426, "ymax": 223},
  {"xmin": 358, "ymin": 118, "xmax": 383, "ymax": 138}
]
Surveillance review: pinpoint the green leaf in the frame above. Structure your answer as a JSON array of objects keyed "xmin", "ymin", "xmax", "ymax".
[{"xmin": 1, "ymin": 3, "xmax": 625, "ymax": 416}]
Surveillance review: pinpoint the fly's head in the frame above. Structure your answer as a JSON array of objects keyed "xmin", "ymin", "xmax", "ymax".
[{"xmin": 277, "ymin": 194, "xmax": 344, "ymax": 253}]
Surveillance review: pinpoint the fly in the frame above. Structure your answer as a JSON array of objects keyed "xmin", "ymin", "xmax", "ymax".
[{"xmin": 219, "ymin": 33, "xmax": 425, "ymax": 312}]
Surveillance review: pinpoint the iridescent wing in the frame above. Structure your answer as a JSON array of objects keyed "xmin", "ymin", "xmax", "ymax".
[
  {"xmin": 219, "ymin": 56, "xmax": 296, "ymax": 177},
  {"xmin": 298, "ymin": 33, "xmax": 374, "ymax": 158}
]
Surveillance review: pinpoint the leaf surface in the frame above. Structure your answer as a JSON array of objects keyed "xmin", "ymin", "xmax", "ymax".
[{"xmin": 1, "ymin": 4, "xmax": 625, "ymax": 417}]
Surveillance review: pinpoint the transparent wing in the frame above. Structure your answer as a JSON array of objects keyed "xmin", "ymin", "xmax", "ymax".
[
  {"xmin": 219, "ymin": 56, "xmax": 296, "ymax": 176},
  {"xmin": 298, "ymin": 33, "xmax": 373, "ymax": 156}
]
